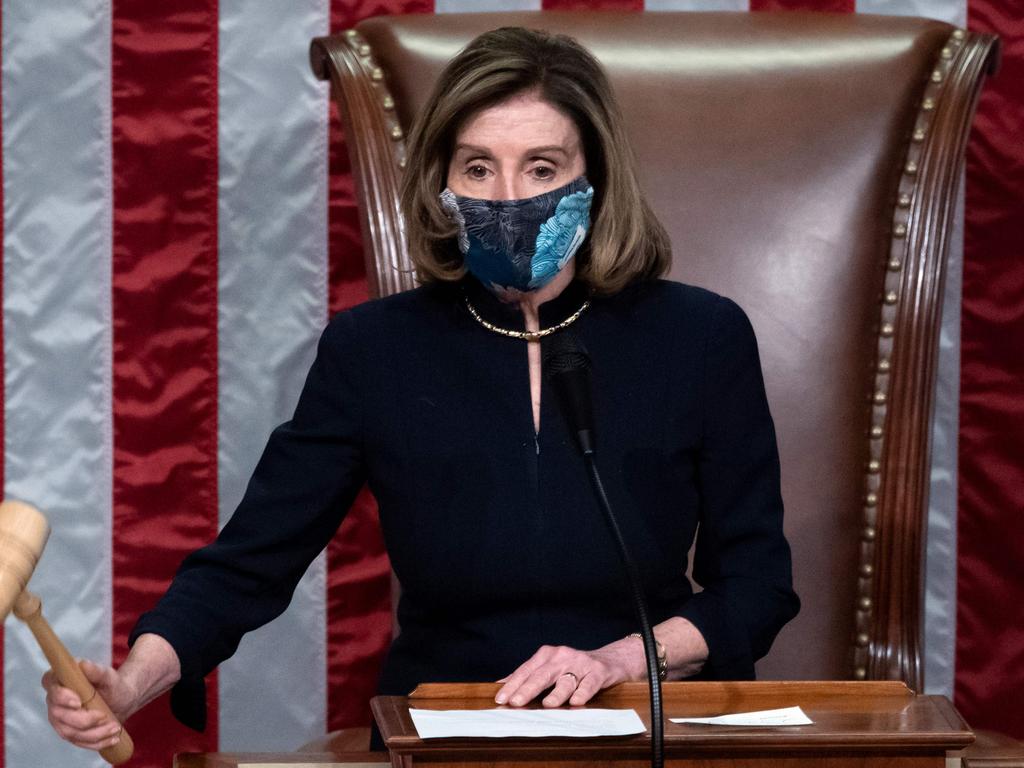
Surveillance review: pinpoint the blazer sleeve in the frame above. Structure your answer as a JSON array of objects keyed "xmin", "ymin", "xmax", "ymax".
[
  {"xmin": 129, "ymin": 310, "xmax": 367, "ymax": 731},
  {"xmin": 677, "ymin": 295, "xmax": 800, "ymax": 679}
]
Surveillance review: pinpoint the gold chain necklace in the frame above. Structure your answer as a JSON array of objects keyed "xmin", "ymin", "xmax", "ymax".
[{"xmin": 463, "ymin": 295, "xmax": 590, "ymax": 342}]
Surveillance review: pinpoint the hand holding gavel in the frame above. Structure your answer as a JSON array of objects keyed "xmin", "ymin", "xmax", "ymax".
[{"xmin": 0, "ymin": 499, "xmax": 134, "ymax": 765}]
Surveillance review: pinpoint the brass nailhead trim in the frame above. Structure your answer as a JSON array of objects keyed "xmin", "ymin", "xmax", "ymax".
[
  {"xmin": 390, "ymin": 125, "xmax": 403, "ymax": 140},
  {"xmin": 359, "ymin": 44, "xmax": 370, "ymax": 56},
  {"xmin": 855, "ymin": 29, "xmax": 961, "ymax": 677}
]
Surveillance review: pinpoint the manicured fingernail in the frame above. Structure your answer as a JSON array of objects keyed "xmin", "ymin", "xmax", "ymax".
[
  {"xmin": 495, "ymin": 693, "xmax": 507, "ymax": 704},
  {"xmin": 511, "ymin": 696, "xmax": 523, "ymax": 706}
]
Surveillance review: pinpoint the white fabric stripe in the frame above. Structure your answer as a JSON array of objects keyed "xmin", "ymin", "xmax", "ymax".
[
  {"xmin": 857, "ymin": 0, "xmax": 966, "ymax": 698},
  {"xmin": 436, "ymin": 0, "xmax": 542, "ymax": 12},
  {"xmin": 2, "ymin": 2, "xmax": 112, "ymax": 767},
  {"xmin": 217, "ymin": 0, "xmax": 330, "ymax": 750},
  {"xmin": 646, "ymin": 0, "xmax": 749, "ymax": 11},
  {"xmin": 922, "ymin": 181, "xmax": 963, "ymax": 698},
  {"xmin": 856, "ymin": 0, "xmax": 966, "ymax": 26}
]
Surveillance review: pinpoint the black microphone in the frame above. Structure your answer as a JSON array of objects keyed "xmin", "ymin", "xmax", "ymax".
[
  {"xmin": 543, "ymin": 330, "xmax": 665, "ymax": 768},
  {"xmin": 542, "ymin": 330, "xmax": 595, "ymax": 456}
]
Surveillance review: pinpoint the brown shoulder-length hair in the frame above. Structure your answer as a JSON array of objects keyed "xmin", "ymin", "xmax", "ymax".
[{"xmin": 400, "ymin": 26, "xmax": 671, "ymax": 295}]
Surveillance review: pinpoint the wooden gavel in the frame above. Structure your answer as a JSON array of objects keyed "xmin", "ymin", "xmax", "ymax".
[{"xmin": 0, "ymin": 499, "xmax": 134, "ymax": 765}]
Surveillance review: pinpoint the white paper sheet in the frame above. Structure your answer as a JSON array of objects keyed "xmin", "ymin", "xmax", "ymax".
[
  {"xmin": 671, "ymin": 705, "xmax": 813, "ymax": 727},
  {"xmin": 409, "ymin": 708, "xmax": 647, "ymax": 738}
]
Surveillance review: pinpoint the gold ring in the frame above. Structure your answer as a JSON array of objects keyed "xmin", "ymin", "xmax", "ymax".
[{"xmin": 561, "ymin": 672, "xmax": 579, "ymax": 686}]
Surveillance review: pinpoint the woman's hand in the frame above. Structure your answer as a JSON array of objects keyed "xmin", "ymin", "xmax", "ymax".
[
  {"xmin": 42, "ymin": 660, "xmax": 136, "ymax": 752},
  {"xmin": 42, "ymin": 633, "xmax": 181, "ymax": 753},
  {"xmin": 495, "ymin": 636, "xmax": 647, "ymax": 708}
]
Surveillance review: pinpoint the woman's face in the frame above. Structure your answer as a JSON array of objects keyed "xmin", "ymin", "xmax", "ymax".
[{"xmin": 446, "ymin": 90, "xmax": 585, "ymax": 201}]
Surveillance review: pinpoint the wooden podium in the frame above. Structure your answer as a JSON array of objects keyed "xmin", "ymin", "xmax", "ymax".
[{"xmin": 175, "ymin": 680, "xmax": 973, "ymax": 768}]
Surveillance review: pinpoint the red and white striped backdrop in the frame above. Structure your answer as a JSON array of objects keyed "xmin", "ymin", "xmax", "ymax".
[{"xmin": 0, "ymin": 2, "xmax": 1019, "ymax": 767}]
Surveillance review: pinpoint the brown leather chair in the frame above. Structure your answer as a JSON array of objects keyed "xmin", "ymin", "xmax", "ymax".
[{"xmin": 309, "ymin": 5, "xmax": 997, "ymax": 708}]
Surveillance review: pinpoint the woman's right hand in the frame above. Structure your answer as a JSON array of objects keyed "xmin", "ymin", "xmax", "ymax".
[
  {"xmin": 42, "ymin": 660, "xmax": 135, "ymax": 752},
  {"xmin": 41, "ymin": 632, "xmax": 181, "ymax": 753}
]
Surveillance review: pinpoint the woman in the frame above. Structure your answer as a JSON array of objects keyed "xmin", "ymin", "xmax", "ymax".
[{"xmin": 45, "ymin": 26, "xmax": 799, "ymax": 753}]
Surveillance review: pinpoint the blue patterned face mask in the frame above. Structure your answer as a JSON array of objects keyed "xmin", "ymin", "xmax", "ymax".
[{"xmin": 439, "ymin": 176, "xmax": 594, "ymax": 294}]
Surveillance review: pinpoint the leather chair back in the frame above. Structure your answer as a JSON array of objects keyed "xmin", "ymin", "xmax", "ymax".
[{"xmin": 311, "ymin": 11, "xmax": 997, "ymax": 687}]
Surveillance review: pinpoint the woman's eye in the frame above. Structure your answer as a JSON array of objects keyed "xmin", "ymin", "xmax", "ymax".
[
  {"xmin": 531, "ymin": 166, "xmax": 556, "ymax": 180},
  {"xmin": 466, "ymin": 165, "xmax": 489, "ymax": 180}
]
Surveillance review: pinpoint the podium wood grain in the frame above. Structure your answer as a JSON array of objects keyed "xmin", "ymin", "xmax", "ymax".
[{"xmin": 371, "ymin": 681, "xmax": 973, "ymax": 768}]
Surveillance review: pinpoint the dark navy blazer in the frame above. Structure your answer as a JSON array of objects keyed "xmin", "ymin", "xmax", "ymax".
[{"xmin": 132, "ymin": 276, "xmax": 799, "ymax": 731}]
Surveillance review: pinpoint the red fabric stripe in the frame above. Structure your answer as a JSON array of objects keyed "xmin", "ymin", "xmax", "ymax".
[
  {"xmin": 957, "ymin": 0, "xmax": 1024, "ymax": 741},
  {"xmin": 750, "ymin": 0, "xmax": 854, "ymax": 11},
  {"xmin": 325, "ymin": 0, "xmax": 431, "ymax": 731},
  {"xmin": 542, "ymin": 0, "xmax": 643, "ymax": 10},
  {"xmin": 110, "ymin": 1, "xmax": 220, "ymax": 764}
]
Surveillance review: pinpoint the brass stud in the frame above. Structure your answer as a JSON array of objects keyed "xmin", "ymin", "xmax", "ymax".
[
  {"xmin": 923, "ymin": 97, "xmax": 935, "ymax": 111},
  {"xmin": 874, "ymin": 391, "xmax": 887, "ymax": 405},
  {"xmin": 359, "ymin": 44, "xmax": 371, "ymax": 57},
  {"xmin": 888, "ymin": 258, "xmax": 902, "ymax": 272},
  {"xmin": 344, "ymin": 29, "xmax": 357, "ymax": 39},
  {"xmin": 865, "ymin": 492, "xmax": 878, "ymax": 506},
  {"xmin": 894, "ymin": 223, "xmax": 907, "ymax": 238},
  {"xmin": 868, "ymin": 459, "xmax": 881, "ymax": 474},
  {"xmin": 941, "ymin": 47, "xmax": 953, "ymax": 59},
  {"xmin": 854, "ymin": 667, "xmax": 867, "ymax": 680},
  {"xmin": 861, "ymin": 562, "xmax": 874, "ymax": 577},
  {"xmin": 878, "ymin": 358, "xmax": 891, "ymax": 373},
  {"xmin": 931, "ymin": 70, "xmax": 944, "ymax": 84},
  {"xmin": 898, "ymin": 193, "xmax": 911, "ymax": 208},
  {"xmin": 870, "ymin": 425, "xmax": 884, "ymax": 439},
  {"xmin": 953, "ymin": 29, "xmax": 966, "ymax": 40},
  {"xmin": 371, "ymin": 67, "xmax": 384, "ymax": 82},
  {"xmin": 905, "ymin": 161, "xmax": 918, "ymax": 175},
  {"xmin": 398, "ymin": 156, "xmax": 407, "ymax": 169},
  {"xmin": 863, "ymin": 528, "xmax": 877, "ymax": 543},
  {"xmin": 881, "ymin": 323, "xmax": 895, "ymax": 337},
  {"xmin": 856, "ymin": 633, "xmax": 870, "ymax": 647},
  {"xmin": 382, "ymin": 95, "xmax": 394, "ymax": 110},
  {"xmin": 390, "ymin": 125, "xmax": 403, "ymax": 140},
  {"xmin": 913, "ymin": 128, "xmax": 926, "ymax": 142},
  {"xmin": 885, "ymin": 290, "xmax": 898, "ymax": 304},
  {"xmin": 859, "ymin": 596, "xmax": 873, "ymax": 610}
]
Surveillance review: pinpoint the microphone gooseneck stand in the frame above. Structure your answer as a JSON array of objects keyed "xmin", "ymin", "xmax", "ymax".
[{"xmin": 543, "ymin": 330, "xmax": 665, "ymax": 768}]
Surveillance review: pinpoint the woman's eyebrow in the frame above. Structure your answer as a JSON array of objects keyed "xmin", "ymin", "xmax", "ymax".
[
  {"xmin": 453, "ymin": 143, "xmax": 494, "ymax": 158},
  {"xmin": 525, "ymin": 145, "xmax": 570, "ymax": 157}
]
